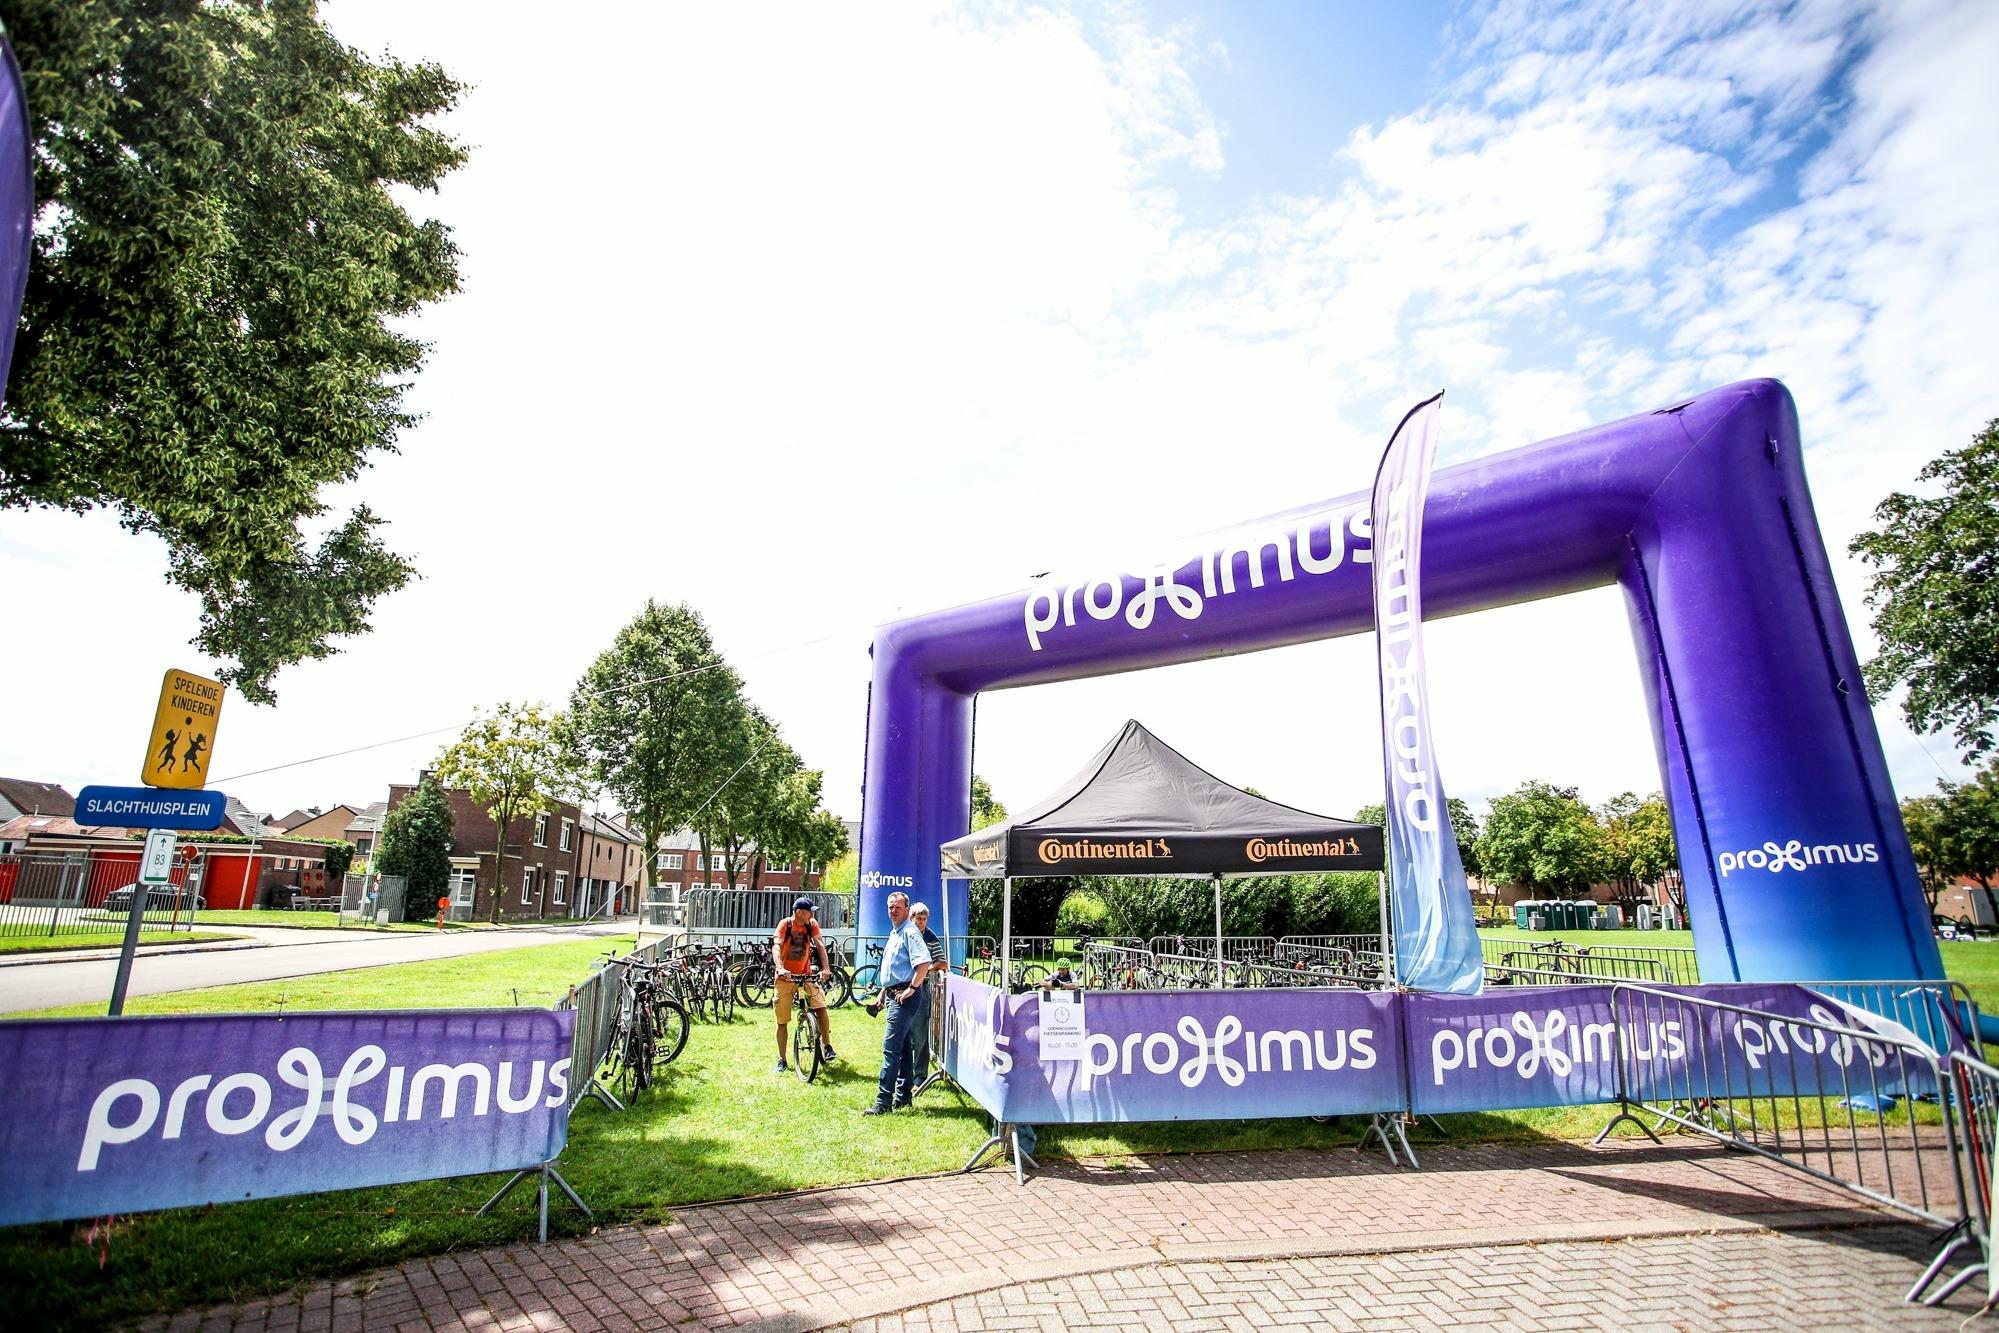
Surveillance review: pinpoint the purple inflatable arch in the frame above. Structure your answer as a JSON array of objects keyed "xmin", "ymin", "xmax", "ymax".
[{"xmin": 859, "ymin": 379, "xmax": 1941, "ymax": 985}]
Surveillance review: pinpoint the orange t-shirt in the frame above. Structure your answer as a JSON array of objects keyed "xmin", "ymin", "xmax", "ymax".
[{"xmin": 775, "ymin": 917, "xmax": 821, "ymax": 975}]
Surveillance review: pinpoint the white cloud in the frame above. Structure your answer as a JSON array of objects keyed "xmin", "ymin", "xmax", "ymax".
[{"xmin": 0, "ymin": 0, "xmax": 1990, "ymax": 834}]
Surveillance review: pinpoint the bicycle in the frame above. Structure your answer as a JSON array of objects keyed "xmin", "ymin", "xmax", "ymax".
[
  {"xmin": 968, "ymin": 945, "xmax": 1046, "ymax": 991},
  {"xmin": 784, "ymin": 970, "xmax": 837, "ymax": 1083},
  {"xmin": 599, "ymin": 957, "xmax": 690, "ymax": 1098}
]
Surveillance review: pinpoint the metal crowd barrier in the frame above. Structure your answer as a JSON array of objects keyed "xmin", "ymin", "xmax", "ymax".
[
  {"xmin": 1910, "ymin": 1052, "xmax": 1999, "ymax": 1306},
  {"xmin": 553, "ymin": 937, "xmax": 666, "ymax": 1111},
  {"xmin": 1600, "ymin": 982, "xmax": 1967, "ymax": 1235},
  {"xmin": 1146, "ymin": 934, "xmax": 1280, "ymax": 962}
]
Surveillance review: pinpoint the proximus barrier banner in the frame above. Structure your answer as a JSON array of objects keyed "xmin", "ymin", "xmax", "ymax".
[
  {"xmin": 0, "ymin": 1009, "xmax": 574, "ymax": 1227},
  {"xmin": 945, "ymin": 977, "xmax": 1943, "ymax": 1126}
]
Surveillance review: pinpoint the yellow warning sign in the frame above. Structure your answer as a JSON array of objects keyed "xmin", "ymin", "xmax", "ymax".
[{"xmin": 141, "ymin": 669, "xmax": 225, "ymax": 790}]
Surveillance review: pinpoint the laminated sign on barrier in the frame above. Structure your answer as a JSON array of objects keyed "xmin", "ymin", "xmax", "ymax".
[{"xmin": 0, "ymin": 1008, "xmax": 574, "ymax": 1227}]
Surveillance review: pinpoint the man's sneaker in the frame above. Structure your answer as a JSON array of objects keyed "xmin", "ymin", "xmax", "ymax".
[
  {"xmin": 821, "ymin": 1045, "xmax": 837, "ymax": 1062},
  {"xmin": 861, "ymin": 1102, "xmax": 891, "ymax": 1116},
  {"xmin": 774, "ymin": 1059, "xmax": 788, "ymax": 1074}
]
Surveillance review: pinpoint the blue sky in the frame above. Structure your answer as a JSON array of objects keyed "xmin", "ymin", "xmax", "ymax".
[{"xmin": 2, "ymin": 0, "xmax": 1993, "ymax": 827}]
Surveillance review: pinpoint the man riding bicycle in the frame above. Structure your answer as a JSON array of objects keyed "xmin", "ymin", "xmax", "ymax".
[{"xmin": 773, "ymin": 896, "xmax": 836, "ymax": 1075}]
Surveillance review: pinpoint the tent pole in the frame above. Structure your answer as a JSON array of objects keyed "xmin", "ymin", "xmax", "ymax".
[
  {"xmin": 1213, "ymin": 873, "xmax": 1224, "ymax": 988},
  {"xmin": 1001, "ymin": 877, "xmax": 1012, "ymax": 991},
  {"xmin": 1378, "ymin": 869, "xmax": 1392, "ymax": 987}
]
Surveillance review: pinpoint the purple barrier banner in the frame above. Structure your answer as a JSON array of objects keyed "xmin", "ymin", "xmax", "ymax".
[
  {"xmin": 0, "ymin": 1009, "xmax": 574, "ymax": 1227},
  {"xmin": 942, "ymin": 975, "xmax": 1010, "ymax": 1118},
  {"xmin": 949, "ymin": 980, "xmax": 1404, "ymax": 1124},
  {"xmin": 1405, "ymin": 984, "xmax": 1942, "ymax": 1114}
]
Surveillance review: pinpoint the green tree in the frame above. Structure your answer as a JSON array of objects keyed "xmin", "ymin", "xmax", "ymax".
[
  {"xmin": 1943, "ymin": 765, "xmax": 1999, "ymax": 925},
  {"xmin": 820, "ymin": 851, "xmax": 858, "ymax": 896},
  {"xmin": 1353, "ymin": 796, "xmax": 1482, "ymax": 877},
  {"xmin": 1053, "ymin": 889, "xmax": 1109, "ymax": 937},
  {"xmin": 433, "ymin": 702, "xmax": 576, "ymax": 922},
  {"xmin": 971, "ymin": 773, "xmax": 1007, "ymax": 830},
  {"xmin": 566, "ymin": 602, "xmax": 747, "ymax": 894},
  {"xmin": 747, "ymin": 765, "xmax": 849, "ymax": 891},
  {"xmin": 1900, "ymin": 793, "xmax": 1956, "ymax": 915},
  {"xmin": 321, "ymin": 841, "xmax": 355, "ymax": 881},
  {"xmin": 1850, "ymin": 419, "xmax": 1999, "ymax": 762},
  {"xmin": 1599, "ymin": 792, "xmax": 1679, "ymax": 913},
  {"xmin": 375, "ymin": 779, "xmax": 452, "ymax": 910},
  {"xmin": 2, "ymin": 2, "xmax": 467, "ymax": 702},
  {"xmin": 1476, "ymin": 781, "xmax": 1611, "ymax": 899}
]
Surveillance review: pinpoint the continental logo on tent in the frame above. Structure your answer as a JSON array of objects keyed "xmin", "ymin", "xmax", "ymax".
[
  {"xmin": 971, "ymin": 843, "xmax": 1003, "ymax": 865},
  {"xmin": 1245, "ymin": 836, "xmax": 1362, "ymax": 863},
  {"xmin": 1037, "ymin": 837, "xmax": 1172, "ymax": 864}
]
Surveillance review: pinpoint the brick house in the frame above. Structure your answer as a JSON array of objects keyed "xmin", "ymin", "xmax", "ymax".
[
  {"xmin": 644, "ymin": 827, "xmax": 826, "ymax": 922},
  {"xmin": 575, "ymin": 813, "xmax": 645, "ymax": 919},
  {"xmin": 386, "ymin": 783, "xmax": 593, "ymax": 922}
]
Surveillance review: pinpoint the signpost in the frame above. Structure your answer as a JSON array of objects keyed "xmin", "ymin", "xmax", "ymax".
[
  {"xmin": 77, "ymin": 786, "xmax": 226, "ymax": 831},
  {"xmin": 140, "ymin": 668, "xmax": 224, "ymax": 790},
  {"xmin": 97, "ymin": 667, "xmax": 231, "ymax": 1016}
]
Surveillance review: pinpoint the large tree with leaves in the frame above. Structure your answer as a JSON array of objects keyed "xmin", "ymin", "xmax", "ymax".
[
  {"xmin": 375, "ymin": 777, "xmax": 453, "ymax": 909},
  {"xmin": 1475, "ymin": 781, "xmax": 1611, "ymax": 899},
  {"xmin": 567, "ymin": 602, "xmax": 747, "ymax": 893},
  {"xmin": 1598, "ymin": 792, "xmax": 1679, "ymax": 913},
  {"xmin": 1851, "ymin": 419, "xmax": 1999, "ymax": 762},
  {"xmin": 433, "ymin": 701, "xmax": 576, "ymax": 922},
  {"xmin": 1, "ymin": 1, "xmax": 465, "ymax": 702}
]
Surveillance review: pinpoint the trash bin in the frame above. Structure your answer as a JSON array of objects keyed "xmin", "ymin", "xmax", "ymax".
[
  {"xmin": 1528, "ymin": 912, "xmax": 1547, "ymax": 932},
  {"xmin": 1602, "ymin": 904, "xmax": 1623, "ymax": 930}
]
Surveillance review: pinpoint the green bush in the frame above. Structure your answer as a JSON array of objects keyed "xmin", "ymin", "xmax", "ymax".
[{"xmin": 1053, "ymin": 889, "xmax": 1109, "ymax": 936}]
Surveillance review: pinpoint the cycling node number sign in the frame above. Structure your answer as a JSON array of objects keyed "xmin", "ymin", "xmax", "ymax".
[{"xmin": 142, "ymin": 669, "xmax": 225, "ymax": 791}]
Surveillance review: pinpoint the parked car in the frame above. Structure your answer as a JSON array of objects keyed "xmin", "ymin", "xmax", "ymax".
[{"xmin": 100, "ymin": 884, "xmax": 205, "ymax": 914}]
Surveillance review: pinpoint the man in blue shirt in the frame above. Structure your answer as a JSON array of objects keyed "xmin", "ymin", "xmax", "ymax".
[{"xmin": 863, "ymin": 890, "xmax": 933, "ymax": 1115}]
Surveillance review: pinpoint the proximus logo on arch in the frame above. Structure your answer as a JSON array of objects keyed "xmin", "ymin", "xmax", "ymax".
[{"xmin": 1716, "ymin": 838, "xmax": 1879, "ymax": 878}]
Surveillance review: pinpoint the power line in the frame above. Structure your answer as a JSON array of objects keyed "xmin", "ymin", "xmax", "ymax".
[{"xmin": 210, "ymin": 631, "xmax": 847, "ymax": 787}]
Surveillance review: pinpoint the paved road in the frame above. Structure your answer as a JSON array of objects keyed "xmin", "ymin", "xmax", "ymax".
[
  {"xmin": 847, "ymin": 1227, "xmax": 1963, "ymax": 1331},
  {"xmin": 0, "ymin": 920, "xmax": 639, "ymax": 1013},
  {"xmin": 137, "ymin": 1139, "xmax": 1984, "ymax": 1331}
]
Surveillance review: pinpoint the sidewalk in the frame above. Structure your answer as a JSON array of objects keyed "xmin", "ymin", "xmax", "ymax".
[{"xmin": 140, "ymin": 1137, "xmax": 1983, "ymax": 1332}]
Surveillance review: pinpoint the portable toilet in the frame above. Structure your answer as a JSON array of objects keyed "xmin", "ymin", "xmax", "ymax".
[
  {"xmin": 1602, "ymin": 904, "xmax": 1623, "ymax": 930},
  {"xmin": 1514, "ymin": 900, "xmax": 1537, "ymax": 930}
]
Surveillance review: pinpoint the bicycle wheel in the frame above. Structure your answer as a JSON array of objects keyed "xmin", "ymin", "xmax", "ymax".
[
  {"xmin": 715, "ymin": 973, "xmax": 736, "ymax": 1022},
  {"xmin": 651, "ymin": 995, "xmax": 690, "ymax": 1069},
  {"xmin": 851, "ymin": 964, "xmax": 879, "ymax": 993},
  {"xmin": 824, "ymin": 967, "xmax": 853, "ymax": 1009},
  {"xmin": 791, "ymin": 1010, "xmax": 823, "ymax": 1083},
  {"xmin": 1015, "ymin": 962, "xmax": 1048, "ymax": 988}
]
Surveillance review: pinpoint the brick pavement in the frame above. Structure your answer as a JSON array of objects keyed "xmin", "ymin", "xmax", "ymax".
[
  {"xmin": 140, "ymin": 1139, "xmax": 1979, "ymax": 1332},
  {"xmin": 844, "ymin": 1228, "xmax": 1977, "ymax": 1332}
]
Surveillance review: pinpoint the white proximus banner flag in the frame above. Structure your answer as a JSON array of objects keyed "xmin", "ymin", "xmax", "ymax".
[{"xmin": 1371, "ymin": 393, "xmax": 1483, "ymax": 994}]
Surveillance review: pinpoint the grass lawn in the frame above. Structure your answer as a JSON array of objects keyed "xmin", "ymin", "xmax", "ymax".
[
  {"xmin": 1, "ymin": 927, "xmax": 1988, "ymax": 1329},
  {"xmin": 190, "ymin": 909, "xmax": 493, "ymax": 933},
  {"xmin": 0, "ymin": 931, "xmax": 239, "ymax": 955}
]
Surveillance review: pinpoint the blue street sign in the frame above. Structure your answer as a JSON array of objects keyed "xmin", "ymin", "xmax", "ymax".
[{"xmin": 76, "ymin": 785, "xmax": 226, "ymax": 831}]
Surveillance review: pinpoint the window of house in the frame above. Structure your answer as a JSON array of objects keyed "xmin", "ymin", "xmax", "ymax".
[
  {"xmin": 559, "ymin": 818, "xmax": 573, "ymax": 851},
  {"xmin": 533, "ymin": 814, "xmax": 548, "ymax": 847},
  {"xmin": 661, "ymin": 853, "xmax": 683, "ymax": 870},
  {"xmin": 521, "ymin": 868, "xmax": 535, "ymax": 902},
  {"xmin": 553, "ymin": 873, "xmax": 566, "ymax": 905}
]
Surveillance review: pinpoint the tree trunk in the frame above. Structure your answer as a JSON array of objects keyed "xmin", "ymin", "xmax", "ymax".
[
  {"xmin": 1979, "ymin": 874, "xmax": 1998, "ymax": 934},
  {"xmin": 488, "ymin": 800, "xmax": 513, "ymax": 925}
]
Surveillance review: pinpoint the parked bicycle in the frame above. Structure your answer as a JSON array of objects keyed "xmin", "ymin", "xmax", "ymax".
[
  {"xmin": 599, "ymin": 956, "xmax": 690, "ymax": 1098},
  {"xmin": 967, "ymin": 945, "xmax": 1047, "ymax": 991}
]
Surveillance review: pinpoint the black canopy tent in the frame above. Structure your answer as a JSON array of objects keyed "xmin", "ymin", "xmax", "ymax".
[{"xmin": 939, "ymin": 720, "xmax": 1385, "ymax": 987}]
